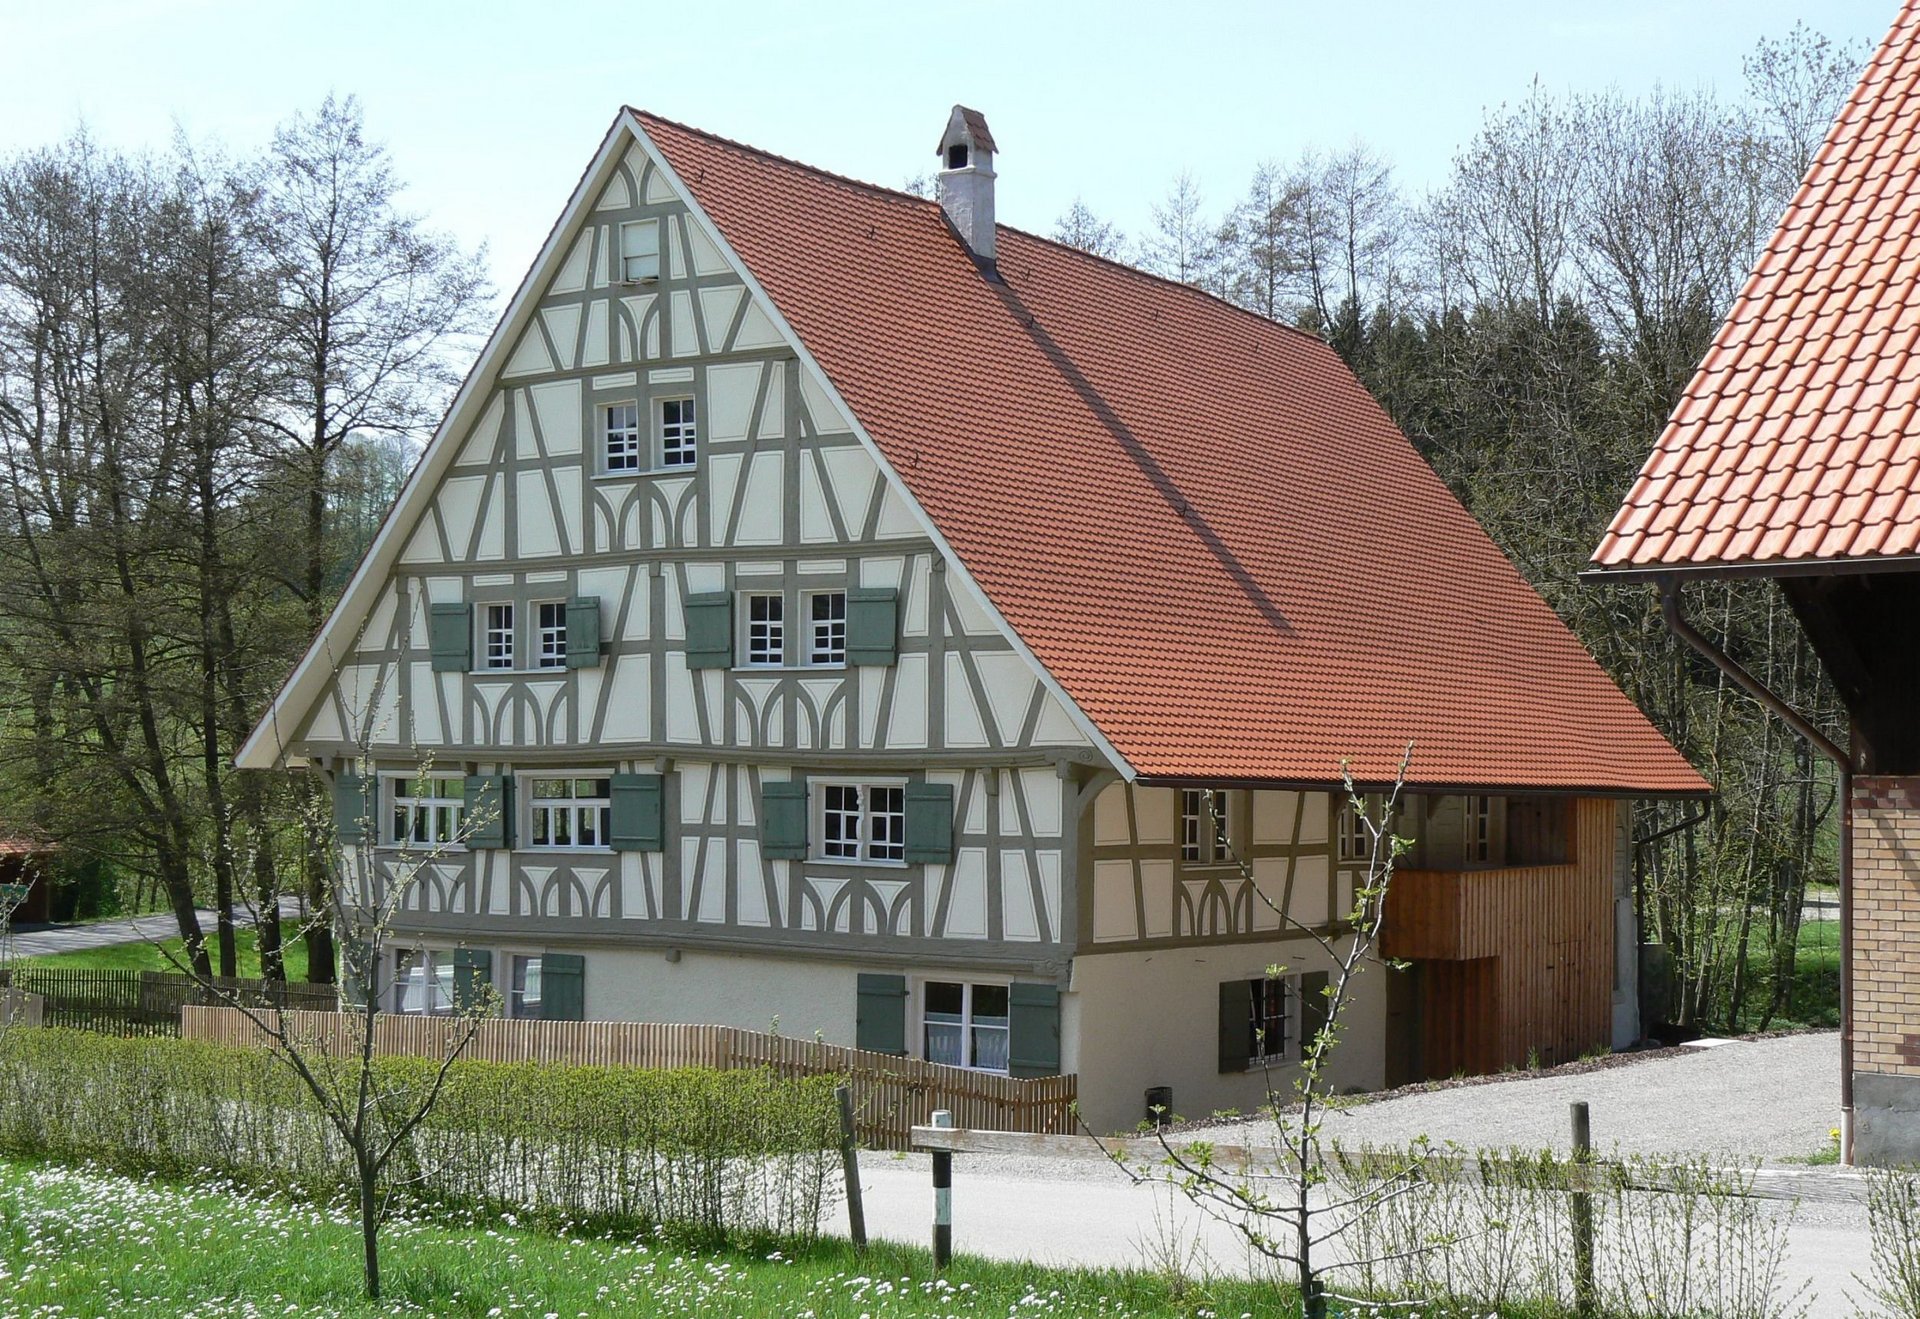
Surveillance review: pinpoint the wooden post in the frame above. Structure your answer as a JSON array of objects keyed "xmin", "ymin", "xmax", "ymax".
[
  {"xmin": 1571, "ymin": 1100, "xmax": 1595, "ymax": 1316},
  {"xmin": 931, "ymin": 1108, "xmax": 954, "ymax": 1269},
  {"xmin": 835, "ymin": 1083, "xmax": 866, "ymax": 1252}
]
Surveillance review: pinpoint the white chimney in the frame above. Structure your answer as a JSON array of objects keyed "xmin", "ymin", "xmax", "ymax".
[{"xmin": 936, "ymin": 106, "xmax": 997, "ymax": 264}]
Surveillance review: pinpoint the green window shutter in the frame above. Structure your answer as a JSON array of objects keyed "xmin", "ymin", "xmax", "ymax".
[
  {"xmin": 565, "ymin": 596, "xmax": 602, "ymax": 669},
  {"xmin": 856, "ymin": 972, "xmax": 908, "ymax": 1055},
  {"xmin": 1218, "ymin": 978, "xmax": 1253, "ymax": 1073},
  {"xmin": 541, "ymin": 953, "xmax": 585, "ymax": 1021},
  {"xmin": 429, "ymin": 602, "xmax": 472, "ymax": 672},
  {"xmin": 1007, "ymin": 982, "xmax": 1062, "ymax": 1078},
  {"xmin": 760, "ymin": 780, "xmax": 808, "ymax": 860},
  {"xmin": 903, "ymin": 782, "xmax": 955, "ymax": 865},
  {"xmin": 684, "ymin": 591, "xmax": 733, "ymax": 669},
  {"xmin": 464, "ymin": 774, "xmax": 513, "ymax": 850},
  {"xmin": 846, "ymin": 587, "xmax": 898, "ymax": 666},
  {"xmin": 609, "ymin": 773, "xmax": 665, "ymax": 851},
  {"xmin": 452, "ymin": 948, "xmax": 493, "ymax": 1013},
  {"xmin": 332, "ymin": 769, "xmax": 370, "ymax": 845},
  {"xmin": 1299, "ymin": 971, "xmax": 1330, "ymax": 1060}
]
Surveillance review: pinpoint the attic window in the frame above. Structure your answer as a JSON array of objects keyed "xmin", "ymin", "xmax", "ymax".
[
  {"xmin": 620, "ymin": 220, "xmax": 660, "ymax": 282},
  {"xmin": 946, "ymin": 144, "xmax": 968, "ymax": 169}
]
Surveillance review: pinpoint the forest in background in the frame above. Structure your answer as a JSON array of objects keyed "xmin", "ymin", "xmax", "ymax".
[{"xmin": 0, "ymin": 26, "xmax": 1868, "ymax": 1031}]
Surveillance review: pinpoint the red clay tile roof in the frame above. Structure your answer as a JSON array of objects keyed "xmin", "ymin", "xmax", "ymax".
[
  {"xmin": 1593, "ymin": 2, "xmax": 1920, "ymax": 575},
  {"xmin": 638, "ymin": 112, "xmax": 1704, "ymax": 794}
]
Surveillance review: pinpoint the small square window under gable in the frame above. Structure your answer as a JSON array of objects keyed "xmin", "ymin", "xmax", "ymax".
[{"xmin": 620, "ymin": 219, "xmax": 660, "ymax": 283}]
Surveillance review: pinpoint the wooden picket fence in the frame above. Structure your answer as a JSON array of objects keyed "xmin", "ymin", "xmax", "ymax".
[
  {"xmin": 0, "ymin": 967, "xmax": 337, "ymax": 1036},
  {"xmin": 180, "ymin": 1006, "xmax": 1077, "ymax": 1150}
]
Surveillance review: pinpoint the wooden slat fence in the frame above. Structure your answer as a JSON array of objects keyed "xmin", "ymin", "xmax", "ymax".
[
  {"xmin": 181, "ymin": 1006, "xmax": 1076, "ymax": 1150},
  {"xmin": 0, "ymin": 967, "xmax": 337, "ymax": 1036}
]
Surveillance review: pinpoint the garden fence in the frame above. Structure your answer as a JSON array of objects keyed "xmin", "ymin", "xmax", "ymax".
[
  {"xmin": 182, "ymin": 1005, "xmax": 1076, "ymax": 1149},
  {"xmin": 0, "ymin": 967, "xmax": 337, "ymax": 1036}
]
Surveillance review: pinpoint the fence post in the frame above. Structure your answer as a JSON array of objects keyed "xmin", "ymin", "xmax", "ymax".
[
  {"xmin": 836, "ymin": 1083, "xmax": 867, "ymax": 1252},
  {"xmin": 931, "ymin": 1108, "xmax": 954, "ymax": 1269},
  {"xmin": 1571, "ymin": 1100, "xmax": 1595, "ymax": 1316}
]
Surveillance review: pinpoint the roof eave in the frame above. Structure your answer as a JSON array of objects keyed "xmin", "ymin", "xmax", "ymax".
[{"xmin": 1132, "ymin": 773, "xmax": 1711, "ymax": 801}]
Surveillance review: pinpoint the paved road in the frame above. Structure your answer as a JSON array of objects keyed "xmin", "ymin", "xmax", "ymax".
[
  {"xmin": 840, "ymin": 1034, "xmax": 1873, "ymax": 1317},
  {"xmin": 9, "ymin": 897, "xmax": 307, "ymax": 958}
]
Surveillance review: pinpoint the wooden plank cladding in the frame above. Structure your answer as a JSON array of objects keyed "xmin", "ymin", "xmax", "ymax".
[
  {"xmin": 1382, "ymin": 798, "xmax": 1616, "ymax": 1076},
  {"xmin": 180, "ymin": 1006, "xmax": 1076, "ymax": 1151}
]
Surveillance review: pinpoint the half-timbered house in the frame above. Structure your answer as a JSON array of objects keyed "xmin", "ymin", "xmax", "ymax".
[{"xmin": 241, "ymin": 106, "xmax": 1704, "ymax": 1132}]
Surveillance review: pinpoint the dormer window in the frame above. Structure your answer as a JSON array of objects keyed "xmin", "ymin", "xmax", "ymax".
[
  {"xmin": 620, "ymin": 220, "xmax": 660, "ymax": 283},
  {"xmin": 946, "ymin": 144, "xmax": 968, "ymax": 169}
]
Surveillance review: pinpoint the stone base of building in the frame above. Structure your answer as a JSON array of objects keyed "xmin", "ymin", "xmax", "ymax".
[{"xmin": 1856, "ymin": 1070, "xmax": 1920, "ymax": 1167}]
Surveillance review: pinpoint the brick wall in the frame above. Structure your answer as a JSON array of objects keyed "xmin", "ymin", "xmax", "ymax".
[{"xmin": 1853, "ymin": 776, "xmax": 1920, "ymax": 1075}]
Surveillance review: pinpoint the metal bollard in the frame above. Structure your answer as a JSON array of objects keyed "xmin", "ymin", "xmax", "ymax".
[{"xmin": 931, "ymin": 1108, "xmax": 954, "ymax": 1268}]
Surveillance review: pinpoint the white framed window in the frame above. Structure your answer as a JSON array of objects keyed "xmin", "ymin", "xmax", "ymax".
[
  {"xmin": 535, "ymin": 602, "xmax": 567, "ymax": 669},
  {"xmin": 620, "ymin": 219, "xmax": 660, "ymax": 283},
  {"xmin": 507, "ymin": 953, "xmax": 544, "ymax": 1018},
  {"xmin": 659, "ymin": 397, "xmax": 697, "ymax": 468},
  {"xmin": 806, "ymin": 590, "xmax": 847, "ymax": 666},
  {"xmin": 1179, "ymin": 788, "xmax": 1235, "ymax": 864},
  {"xmin": 392, "ymin": 947, "xmax": 454, "ymax": 1017},
  {"xmin": 483, "ymin": 603, "xmax": 515, "ymax": 671},
  {"xmin": 386, "ymin": 774, "xmax": 466, "ymax": 848},
  {"xmin": 744, "ymin": 592, "xmax": 784, "ymax": 667},
  {"xmin": 816, "ymin": 781, "xmax": 906, "ymax": 864},
  {"xmin": 527, "ymin": 776, "xmax": 611, "ymax": 849},
  {"xmin": 604, "ymin": 402, "xmax": 642, "ymax": 473},
  {"xmin": 923, "ymin": 980, "xmax": 1010, "ymax": 1073},
  {"xmin": 1464, "ymin": 795, "xmax": 1493, "ymax": 864},
  {"xmin": 1247, "ymin": 975, "xmax": 1297, "ymax": 1064}
]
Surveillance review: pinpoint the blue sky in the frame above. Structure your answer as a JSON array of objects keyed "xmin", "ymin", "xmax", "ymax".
[{"xmin": 0, "ymin": 0, "xmax": 1894, "ymax": 298}]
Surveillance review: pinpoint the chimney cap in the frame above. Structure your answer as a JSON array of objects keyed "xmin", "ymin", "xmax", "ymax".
[{"xmin": 936, "ymin": 106, "xmax": 997, "ymax": 157}]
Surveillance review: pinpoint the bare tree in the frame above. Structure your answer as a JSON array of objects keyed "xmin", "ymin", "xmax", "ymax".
[
  {"xmin": 1140, "ymin": 171, "xmax": 1213, "ymax": 284},
  {"xmin": 259, "ymin": 94, "xmax": 490, "ymax": 983},
  {"xmin": 1052, "ymin": 197, "xmax": 1128, "ymax": 259}
]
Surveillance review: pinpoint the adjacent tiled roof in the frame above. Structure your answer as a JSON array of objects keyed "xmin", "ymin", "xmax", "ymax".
[
  {"xmin": 1593, "ymin": 1, "xmax": 1920, "ymax": 573},
  {"xmin": 639, "ymin": 113, "xmax": 1704, "ymax": 794}
]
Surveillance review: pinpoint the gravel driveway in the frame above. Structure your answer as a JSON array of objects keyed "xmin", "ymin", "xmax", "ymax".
[{"xmin": 1180, "ymin": 1031, "xmax": 1842, "ymax": 1167}]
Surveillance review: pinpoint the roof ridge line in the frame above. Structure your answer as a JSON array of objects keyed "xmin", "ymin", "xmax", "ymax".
[{"xmin": 632, "ymin": 106, "xmax": 1336, "ymax": 356}]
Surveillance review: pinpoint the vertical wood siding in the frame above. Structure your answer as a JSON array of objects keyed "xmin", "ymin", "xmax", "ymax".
[{"xmin": 1381, "ymin": 798, "xmax": 1614, "ymax": 1075}]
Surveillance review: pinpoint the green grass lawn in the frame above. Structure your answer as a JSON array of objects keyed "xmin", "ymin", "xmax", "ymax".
[
  {"xmin": 0, "ymin": 1160, "xmax": 1295, "ymax": 1317},
  {"xmin": 1725, "ymin": 916, "xmax": 1841, "ymax": 1033},
  {"xmin": 18, "ymin": 926, "xmax": 314, "ymax": 981}
]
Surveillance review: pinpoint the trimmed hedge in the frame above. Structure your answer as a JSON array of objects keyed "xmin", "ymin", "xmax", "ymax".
[{"xmin": 0, "ymin": 1028, "xmax": 839, "ymax": 1240}]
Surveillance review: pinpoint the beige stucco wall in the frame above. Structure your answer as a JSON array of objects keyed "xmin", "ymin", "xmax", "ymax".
[
  {"xmin": 1066, "ymin": 936, "xmax": 1387, "ymax": 1135},
  {"xmin": 570, "ymin": 943, "xmax": 862, "ymax": 1043}
]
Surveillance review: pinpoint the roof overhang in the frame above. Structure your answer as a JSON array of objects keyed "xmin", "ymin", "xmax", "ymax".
[{"xmin": 1580, "ymin": 553, "xmax": 1920, "ymax": 586}]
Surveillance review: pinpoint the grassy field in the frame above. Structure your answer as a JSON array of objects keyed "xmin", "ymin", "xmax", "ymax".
[
  {"xmin": 17, "ymin": 926, "xmax": 312, "ymax": 980},
  {"xmin": 1725, "ymin": 915, "xmax": 1841, "ymax": 1033},
  {"xmin": 0, "ymin": 1160, "xmax": 1296, "ymax": 1318}
]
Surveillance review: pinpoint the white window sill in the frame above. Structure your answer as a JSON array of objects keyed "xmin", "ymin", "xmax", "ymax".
[
  {"xmin": 806, "ymin": 857, "xmax": 910, "ymax": 870},
  {"xmin": 471, "ymin": 667, "xmax": 571, "ymax": 676},
  {"xmin": 731, "ymin": 664, "xmax": 849, "ymax": 674},
  {"xmin": 376, "ymin": 844, "xmax": 470, "ymax": 855},
  {"xmin": 520, "ymin": 847, "xmax": 615, "ymax": 856},
  {"xmin": 592, "ymin": 465, "xmax": 698, "ymax": 482}
]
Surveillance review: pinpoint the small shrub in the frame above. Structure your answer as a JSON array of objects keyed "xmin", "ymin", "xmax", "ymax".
[{"xmin": 1859, "ymin": 1169, "xmax": 1920, "ymax": 1318}]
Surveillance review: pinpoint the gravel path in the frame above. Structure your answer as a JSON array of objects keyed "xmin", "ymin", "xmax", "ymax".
[{"xmin": 8, "ymin": 897, "xmax": 305, "ymax": 958}]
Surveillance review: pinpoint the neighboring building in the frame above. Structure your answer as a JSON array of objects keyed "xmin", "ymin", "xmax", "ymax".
[
  {"xmin": 241, "ymin": 106, "xmax": 1702, "ymax": 1132},
  {"xmin": 1590, "ymin": 1, "xmax": 1920, "ymax": 1165},
  {"xmin": 0, "ymin": 838, "xmax": 53, "ymax": 926}
]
